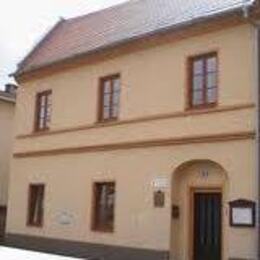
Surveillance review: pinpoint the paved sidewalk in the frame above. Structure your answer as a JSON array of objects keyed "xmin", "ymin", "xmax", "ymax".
[{"xmin": 0, "ymin": 246, "xmax": 84, "ymax": 260}]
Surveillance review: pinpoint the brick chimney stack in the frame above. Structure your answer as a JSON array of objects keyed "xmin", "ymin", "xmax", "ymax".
[{"xmin": 5, "ymin": 84, "xmax": 17, "ymax": 96}]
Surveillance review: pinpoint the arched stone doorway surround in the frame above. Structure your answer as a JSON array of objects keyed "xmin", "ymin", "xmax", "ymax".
[{"xmin": 170, "ymin": 159, "xmax": 229, "ymax": 260}]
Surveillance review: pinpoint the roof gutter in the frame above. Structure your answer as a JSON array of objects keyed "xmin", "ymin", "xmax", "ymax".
[{"xmin": 12, "ymin": 2, "xmax": 255, "ymax": 79}]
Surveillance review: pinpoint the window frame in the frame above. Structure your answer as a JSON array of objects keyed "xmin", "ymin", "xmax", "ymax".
[
  {"xmin": 27, "ymin": 184, "xmax": 45, "ymax": 228},
  {"xmin": 187, "ymin": 52, "xmax": 218, "ymax": 109},
  {"xmin": 91, "ymin": 181, "xmax": 116, "ymax": 233},
  {"xmin": 34, "ymin": 90, "xmax": 52, "ymax": 132},
  {"xmin": 98, "ymin": 74, "xmax": 121, "ymax": 122}
]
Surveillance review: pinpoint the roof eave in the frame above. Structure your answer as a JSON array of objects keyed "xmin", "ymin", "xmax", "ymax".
[{"xmin": 0, "ymin": 96, "xmax": 16, "ymax": 103}]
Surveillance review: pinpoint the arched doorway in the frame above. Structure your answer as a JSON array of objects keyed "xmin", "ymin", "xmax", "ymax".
[{"xmin": 170, "ymin": 160, "xmax": 228, "ymax": 260}]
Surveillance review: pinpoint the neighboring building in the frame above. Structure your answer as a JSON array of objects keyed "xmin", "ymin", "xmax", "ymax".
[
  {"xmin": 5, "ymin": 0, "xmax": 260, "ymax": 259},
  {"xmin": 0, "ymin": 84, "xmax": 16, "ymax": 241}
]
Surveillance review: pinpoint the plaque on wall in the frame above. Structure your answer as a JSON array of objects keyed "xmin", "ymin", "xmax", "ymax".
[
  {"xmin": 154, "ymin": 191, "xmax": 165, "ymax": 208},
  {"xmin": 229, "ymin": 199, "xmax": 256, "ymax": 227},
  {"xmin": 57, "ymin": 211, "xmax": 74, "ymax": 226}
]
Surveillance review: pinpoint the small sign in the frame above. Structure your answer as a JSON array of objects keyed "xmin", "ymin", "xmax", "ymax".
[
  {"xmin": 229, "ymin": 199, "xmax": 256, "ymax": 227},
  {"xmin": 154, "ymin": 191, "xmax": 165, "ymax": 208},
  {"xmin": 232, "ymin": 208, "xmax": 252, "ymax": 225},
  {"xmin": 152, "ymin": 178, "xmax": 168, "ymax": 189},
  {"xmin": 57, "ymin": 211, "xmax": 74, "ymax": 226}
]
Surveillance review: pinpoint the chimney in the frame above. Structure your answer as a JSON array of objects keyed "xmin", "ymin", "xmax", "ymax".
[{"xmin": 5, "ymin": 84, "xmax": 18, "ymax": 96}]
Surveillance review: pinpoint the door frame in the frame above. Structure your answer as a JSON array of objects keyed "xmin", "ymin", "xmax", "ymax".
[{"xmin": 189, "ymin": 187, "xmax": 223, "ymax": 260}]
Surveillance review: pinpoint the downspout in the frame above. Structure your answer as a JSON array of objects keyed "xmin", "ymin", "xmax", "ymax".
[
  {"xmin": 255, "ymin": 24, "xmax": 260, "ymax": 260},
  {"xmin": 242, "ymin": 1, "xmax": 260, "ymax": 259}
]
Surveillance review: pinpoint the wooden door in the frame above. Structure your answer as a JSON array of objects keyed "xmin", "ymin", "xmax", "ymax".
[
  {"xmin": 193, "ymin": 193, "xmax": 222, "ymax": 260},
  {"xmin": 0, "ymin": 207, "xmax": 7, "ymax": 242}
]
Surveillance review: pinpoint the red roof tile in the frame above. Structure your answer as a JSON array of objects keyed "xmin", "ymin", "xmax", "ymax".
[{"xmin": 16, "ymin": 0, "xmax": 255, "ymax": 75}]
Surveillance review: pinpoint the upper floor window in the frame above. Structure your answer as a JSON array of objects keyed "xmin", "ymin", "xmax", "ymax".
[
  {"xmin": 188, "ymin": 53, "xmax": 218, "ymax": 108},
  {"xmin": 35, "ymin": 90, "xmax": 52, "ymax": 131},
  {"xmin": 92, "ymin": 182, "xmax": 116, "ymax": 232},
  {"xmin": 98, "ymin": 74, "xmax": 121, "ymax": 122},
  {"xmin": 27, "ymin": 184, "xmax": 45, "ymax": 227}
]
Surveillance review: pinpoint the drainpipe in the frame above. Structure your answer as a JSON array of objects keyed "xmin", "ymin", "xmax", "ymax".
[
  {"xmin": 255, "ymin": 24, "xmax": 260, "ymax": 260},
  {"xmin": 242, "ymin": 2, "xmax": 260, "ymax": 259},
  {"xmin": 254, "ymin": 24, "xmax": 260, "ymax": 260}
]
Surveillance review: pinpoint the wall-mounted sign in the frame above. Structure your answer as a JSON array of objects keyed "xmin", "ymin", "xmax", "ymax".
[
  {"xmin": 154, "ymin": 191, "xmax": 165, "ymax": 208},
  {"xmin": 200, "ymin": 169, "xmax": 209, "ymax": 178},
  {"xmin": 152, "ymin": 177, "xmax": 169, "ymax": 189},
  {"xmin": 57, "ymin": 211, "xmax": 74, "ymax": 226},
  {"xmin": 229, "ymin": 199, "xmax": 256, "ymax": 227}
]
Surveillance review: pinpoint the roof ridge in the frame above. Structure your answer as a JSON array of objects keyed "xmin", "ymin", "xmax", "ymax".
[
  {"xmin": 178, "ymin": 0, "xmax": 255, "ymax": 19},
  {"xmin": 66, "ymin": 0, "xmax": 253, "ymax": 23},
  {"xmin": 66, "ymin": 0, "xmax": 133, "ymax": 22}
]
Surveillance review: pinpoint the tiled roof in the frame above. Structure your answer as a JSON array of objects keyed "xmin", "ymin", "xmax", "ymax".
[
  {"xmin": 0, "ymin": 90, "xmax": 16, "ymax": 103},
  {"xmin": 17, "ymin": 0, "xmax": 255, "ymax": 75}
]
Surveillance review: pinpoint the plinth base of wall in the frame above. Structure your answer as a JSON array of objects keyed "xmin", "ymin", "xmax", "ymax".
[{"xmin": 5, "ymin": 233, "xmax": 169, "ymax": 260}]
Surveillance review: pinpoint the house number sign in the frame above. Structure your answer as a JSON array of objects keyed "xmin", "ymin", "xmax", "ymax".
[{"xmin": 152, "ymin": 177, "xmax": 168, "ymax": 189}]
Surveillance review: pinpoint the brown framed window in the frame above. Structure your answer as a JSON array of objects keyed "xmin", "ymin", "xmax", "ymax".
[
  {"xmin": 92, "ymin": 182, "xmax": 115, "ymax": 232},
  {"xmin": 27, "ymin": 184, "xmax": 45, "ymax": 227},
  {"xmin": 188, "ymin": 53, "xmax": 218, "ymax": 108},
  {"xmin": 35, "ymin": 90, "xmax": 52, "ymax": 131},
  {"xmin": 98, "ymin": 75, "xmax": 120, "ymax": 122}
]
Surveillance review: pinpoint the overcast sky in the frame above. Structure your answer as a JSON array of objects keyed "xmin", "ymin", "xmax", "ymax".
[{"xmin": 0, "ymin": 0, "xmax": 129, "ymax": 89}]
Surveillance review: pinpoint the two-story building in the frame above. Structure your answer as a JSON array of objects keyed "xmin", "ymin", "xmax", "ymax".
[
  {"xmin": 5, "ymin": 0, "xmax": 260, "ymax": 259},
  {"xmin": 0, "ymin": 84, "xmax": 16, "ymax": 241}
]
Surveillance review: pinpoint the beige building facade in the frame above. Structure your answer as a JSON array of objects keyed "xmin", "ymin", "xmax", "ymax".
[
  {"xmin": 6, "ymin": 1, "xmax": 260, "ymax": 259},
  {"xmin": 0, "ymin": 86, "xmax": 16, "ymax": 240}
]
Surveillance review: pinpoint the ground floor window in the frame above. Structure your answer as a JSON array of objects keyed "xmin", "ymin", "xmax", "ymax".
[
  {"xmin": 27, "ymin": 184, "xmax": 45, "ymax": 227},
  {"xmin": 92, "ymin": 182, "xmax": 115, "ymax": 232}
]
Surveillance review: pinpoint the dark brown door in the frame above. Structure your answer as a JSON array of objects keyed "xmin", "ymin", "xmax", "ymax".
[
  {"xmin": 194, "ymin": 192, "xmax": 221, "ymax": 260},
  {"xmin": 0, "ymin": 207, "xmax": 7, "ymax": 242}
]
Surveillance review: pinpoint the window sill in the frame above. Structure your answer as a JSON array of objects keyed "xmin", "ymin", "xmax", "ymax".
[
  {"xmin": 32, "ymin": 128, "xmax": 50, "ymax": 135},
  {"xmin": 186, "ymin": 103, "xmax": 217, "ymax": 111},
  {"xmin": 96, "ymin": 119, "xmax": 119, "ymax": 126},
  {"xmin": 91, "ymin": 227, "xmax": 114, "ymax": 233},
  {"xmin": 26, "ymin": 223, "xmax": 43, "ymax": 228}
]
